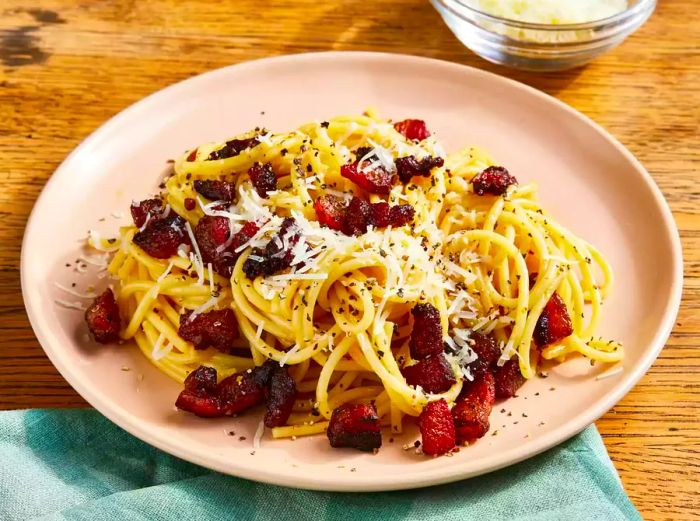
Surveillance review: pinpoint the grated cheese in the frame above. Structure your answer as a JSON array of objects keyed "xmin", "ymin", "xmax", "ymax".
[
  {"xmin": 157, "ymin": 260, "xmax": 176, "ymax": 282},
  {"xmin": 279, "ymin": 343, "xmax": 301, "ymax": 367},
  {"xmin": 184, "ymin": 222, "xmax": 205, "ymax": 285},
  {"xmin": 54, "ymin": 282, "xmax": 95, "ymax": 299},
  {"xmin": 253, "ymin": 418, "xmax": 265, "ymax": 448},
  {"xmin": 55, "ymin": 299, "xmax": 86, "ymax": 311}
]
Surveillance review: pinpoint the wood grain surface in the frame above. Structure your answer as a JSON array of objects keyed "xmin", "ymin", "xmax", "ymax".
[{"xmin": 1, "ymin": 1, "xmax": 698, "ymax": 518}]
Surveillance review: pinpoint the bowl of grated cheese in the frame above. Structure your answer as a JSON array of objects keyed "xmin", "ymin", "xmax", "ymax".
[{"xmin": 431, "ymin": 0, "xmax": 656, "ymax": 71}]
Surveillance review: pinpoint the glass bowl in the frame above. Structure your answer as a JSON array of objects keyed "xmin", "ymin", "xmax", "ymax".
[{"xmin": 431, "ymin": 0, "xmax": 656, "ymax": 71}]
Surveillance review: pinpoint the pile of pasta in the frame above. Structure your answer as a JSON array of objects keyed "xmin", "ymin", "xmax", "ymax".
[{"xmin": 90, "ymin": 110, "xmax": 622, "ymax": 439}]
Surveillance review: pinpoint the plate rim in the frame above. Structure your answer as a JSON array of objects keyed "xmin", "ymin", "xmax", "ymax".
[{"xmin": 20, "ymin": 51, "xmax": 683, "ymax": 491}]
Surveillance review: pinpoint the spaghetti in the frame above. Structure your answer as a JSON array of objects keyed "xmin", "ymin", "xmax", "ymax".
[{"xmin": 87, "ymin": 110, "xmax": 621, "ymax": 447}]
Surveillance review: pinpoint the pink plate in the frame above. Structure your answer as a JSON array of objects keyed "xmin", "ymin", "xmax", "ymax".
[{"xmin": 21, "ymin": 52, "xmax": 682, "ymax": 491}]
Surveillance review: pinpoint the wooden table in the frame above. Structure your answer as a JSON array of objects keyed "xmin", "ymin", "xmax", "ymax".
[{"xmin": 1, "ymin": 1, "xmax": 698, "ymax": 518}]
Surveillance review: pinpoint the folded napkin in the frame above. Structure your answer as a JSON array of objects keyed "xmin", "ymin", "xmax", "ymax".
[{"xmin": 0, "ymin": 409, "xmax": 639, "ymax": 521}]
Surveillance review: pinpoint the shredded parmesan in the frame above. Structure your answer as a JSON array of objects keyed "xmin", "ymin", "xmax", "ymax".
[
  {"xmin": 279, "ymin": 343, "xmax": 301, "ymax": 367},
  {"xmin": 54, "ymin": 282, "xmax": 95, "ymax": 299},
  {"xmin": 184, "ymin": 222, "xmax": 205, "ymax": 285},
  {"xmin": 55, "ymin": 299, "xmax": 86, "ymax": 311},
  {"xmin": 157, "ymin": 260, "xmax": 176, "ymax": 282},
  {"xmin": 253, "ymin": 419, "xmax": 265, "ymax": 448}
]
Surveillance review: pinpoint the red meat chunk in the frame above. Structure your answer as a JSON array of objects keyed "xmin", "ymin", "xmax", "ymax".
[
  {"xmin": 327, "ymin": 403, "xmax": 381, "ymax": 452},
  {"xmin": 184, "ymin": 365, "xmax": 219, "ymax": 395},
  {"xmin": 366, "ymin": 202, "xmax": 415, "ymax": 228},
  {"xmin": 207, "ymin": 136, "xmax": 259, "ymax": 160},
  {"xmin": 133, "ymin": 215, "xmax": 189, "ymax": 259},
  {"xmin": 218, "ymin": 372, "xmax": 266, "ymax": 416},
  {"xmin": 178, "ymin": 308, "xmax": 238, "ymax": 351},
  {"xmin": 175, "ymin": 391, "xmax": 222, "ymax": 418},
  {"xmin": 402, "ymin": 353, "xmax": 456, "ymax": 394},
  {"xmin": 314, "ymin": 195, "xmax": 347, "ymax": 231},
  {"xmin": 471, "ymin": 166, "xmax": 518, "ymax": 196},
  {"xmin": 175, "ymin": 366, "xmax": 222, "ymax": 418},
  {"xmin": 395, "ymin": 155, "xmax": 444, "ymax": 184},
  {"xmin": 195, "ymin": 218, "xmax": 259, "ymax": 278},
  {"xmin": 84, "ymin": 289, "xmax": 121, "ymax": 343},
  {"xmin": 493, "ymin": 359, "xmax": 526, "ymax": 399},
  {"xmin": 130, "ymin": 198, "xmax": 164, "ymax": 228},
  {"xmin": 533, "ymin": 292, "xmax": 574, "ymax": 347},
  {"xmin": 419, "ymin": 399, "xmax": 456, "ymax": 456},
  {"xmin": 342, "ymin": 196, "xmax": 371, "ymax": 236},
  {"xmin": 394, "ymin": 119, "xmax": 431, "ymax": 141},
  {"xmin": 176, "ymin": 362, "xmax": 279, "ymax": 418},
  {"xmin": 367, "ymin": 202, "xmax": 390, "ymax": 228},
  {"xmin": 264, "ymin": 366, "xmax": 297, "ymax": 427},
  {"xmin": 248, "ymin": 162, "xmax": 277, "ymax": 198},
  {"xmin": 387, "ymin": 204, "xmax": 415, "ymax": 227},
  {"xmin": 409, "ymin": 303, "xmax": 444, "ymax": 359},
  {"xmin": 340, "ymin": 162, "xmax": 394, "ymax": 195},
  {"xmin": 193, "ymin": 180, "xmax": 236, "ymax": 202},
  {"xmin": 468, "ymin": 334, "xmax": 501, "ymax": 377},
  {"xmin": 243, "ymin": 218, "xmax": 302, "ymax": 279},
  {"xmin": 452, "ymin": 372, "xmax": 495, "ymax": 443},
  {"xmin": 195, "ymin": 216, "xmax": 230, "ymax": 260}
]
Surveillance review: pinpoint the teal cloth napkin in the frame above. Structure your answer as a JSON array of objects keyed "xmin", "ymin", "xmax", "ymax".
[{"xmin": 0, "ymin": 409, "xmax": 639, "ymax": 521}]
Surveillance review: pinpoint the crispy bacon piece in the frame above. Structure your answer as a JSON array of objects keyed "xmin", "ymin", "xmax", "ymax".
[
  {"xmin": 419, "ymin": 399, "xmax": 456, "ymax": 456},
  {"xmin": 342, "ymin": 196, "xmax": 371, "ymax": 236},
  {"xmin": 243, "ymin": 218, "xmax": 301, "ymax": 279},
  {"xmin": 368, "ymin": 202, "xmax": 391, "ymax": 228},
  {"xmin": 185, "ymin": 365, "xmax": 219, "ymax": 395},
  {"xmin": 193, "ymin": 180, "xmax": 237, "ymax": 202},
  {"xmin": 394, "ymin": 119, "xmax": 431, "ymax": 141},
  {"xmin": 493, "ymin": 359, "xmax": 526, "ymax": 399},
  {"xmin": 218, "ymin": 373, "xmax": 266, "ymax": 416},
  {"xmin": 471, "ymin": 166, "xmax": 518, "ymax": 196},
  {"xmin": 248, "ymin": 162, "xmax": 277, "ymax": 198},
  {"xmin": 178, "ymin": 308, "xmax": 238, "ymax": 352},
  {"xmin": 314, "ymin": 195, "xmax": 347, "ymax": 231},
  {"xmin": 207, "ymin": 136, "xmax": 259, "ymax": 160},
  {"xmin": 533, "ymin": 293, "xmax": 574, "ymax": 347},
  {"xmin": 468, "ymin": 334, "xmax": 501, "ymax": 377},
  {"xmin": 387, "ymin": 204, "xmax": 415, "ymax": 227},
  {"xmin": 366, "ymin": 202, "xmax": 415, "ymax": 228},
  {"xmin": 175, "ymin": 366, "xmax": 222, "ymax": 418},
  {"xmin": 176, "ymin": 362, "xmax": 280, "ymax": 418},
  {"xmin": 314, "ymin": 195, "xmax": 415, "ymax": 235},
  {"xmin": 340, "ymin": 162, "xmax": 394, "ymax": 195},
  {"xmin": 452, "ymin": 372, "xmax": 495, "ymax": 443},
  {"xmin": 186, "ymin": 148, "xmax": 198, "ymax": 162},
  {"xmin": 130, "ymin": 198, "xmax": 164, "ymax": 228},
  {"xmin": 194, "ymin": 218, "xmax": 258, "ymax": 278},
  {"xmin": 264, "ymin": 366, "xmax": 297, "ymax": 427},
  {"xmin": 133, "ymin": 214, "xmax": 189, "ymax": 259},
  {"xmin": 402, "ymin": 353, "xmax": 456, "ymax": 394},
  {"xmin": 395, "ymin": 155, "xmax": 444, "ymax": 184},
  {"xmin": 409, "ymin": 303, "xmax": 444, "ymax": 360},
  {"xmin": 327, "ymin": 403, "xmax": 381, "ymax": 452},
  {"xmin": 84, "ymin": 289, "xmax": 121, "ymax": 343},
  {"xmin": 195, "ymin": 216, "xmax": 230, "ymax": 261}
]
